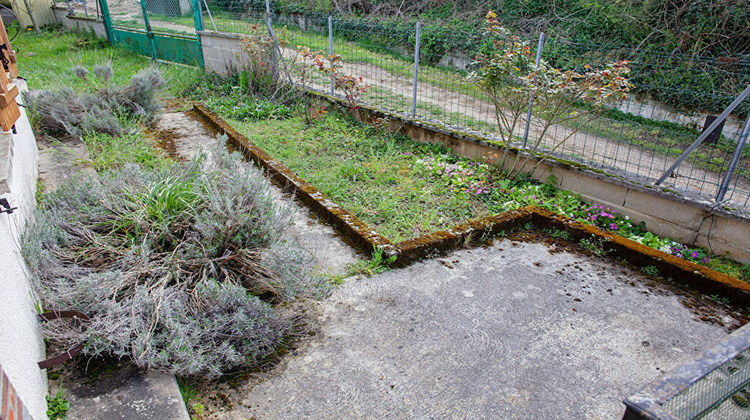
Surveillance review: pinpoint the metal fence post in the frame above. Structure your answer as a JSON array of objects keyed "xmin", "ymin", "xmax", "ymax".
[
  {"xmin": 329, "ymin": 16, "xmax": 334, "ymax": 95},
  {"xmin": 192, "ymin": 0, "xmax": 205, "ymax": 68},
  {"xmin": 138, "ymin": 0, "xmax": 157, "ymax": 61},
  {"xmin": 202, "ymin": 0, "xmax": 217, "ymax": 31},
  {"xmin": 265, "ymin": 0, "xmax": 277, "ymax": 79},
  {"xmin": 522, "ymin": 32, "xmax": 545, "ymax": 149},
  {"xmin": 412, "ymin": 22, "xmax": 421, "ymax": 117},
  {"xmin": 97, "ymin": 0, "xmax": 115, "ymax": 43},
  {"xmin": 656, "ymin": 83, "xmax": 750, "ymax": 185},
  {"xmin": 716, "ymin": 113, "xmax": 750, "ymax": 202},
  {"xmin": 263, "ymin": 0, "xmax": 294, "ymax": 86}
]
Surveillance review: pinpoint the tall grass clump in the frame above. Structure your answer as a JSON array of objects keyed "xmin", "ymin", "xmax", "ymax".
[{"xmin": 23, "ymin": 144, "xmax": 325, "ymax": 378}]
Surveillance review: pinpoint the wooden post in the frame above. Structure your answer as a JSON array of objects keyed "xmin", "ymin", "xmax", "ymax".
[{"xmin": 0, "ymin": 18, "xmax": 20, "ymax": 132}]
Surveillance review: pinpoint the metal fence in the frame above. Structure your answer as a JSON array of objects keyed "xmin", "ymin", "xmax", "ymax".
[
  {"xmin": 82, "ymin": 0, "xmax": 750, "ymax": 212},
  {"xmin": 623, "ymin": 322, "xmax": 750, "ymax": 419}
]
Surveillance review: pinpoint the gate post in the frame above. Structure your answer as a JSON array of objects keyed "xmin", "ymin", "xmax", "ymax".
[
  {"xmin": 138, "ymin": 0, "xmax": 157, "ymax": 61},
  {"xmin": 192, "ymin": 0, "xmax": 205, "ymax": 68},
  {"xmin": 97, "ymin": 0, "xmax": 115, "ymax": 43}
]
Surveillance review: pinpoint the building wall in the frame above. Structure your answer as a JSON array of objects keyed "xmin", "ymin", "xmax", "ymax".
[
  {"xmin": 10, "ymin": 0, "xmax": 56, "ymax": 29},
  {"xmin": 0, "ymin": 80, "xmax": 46, "ymax": 420}
]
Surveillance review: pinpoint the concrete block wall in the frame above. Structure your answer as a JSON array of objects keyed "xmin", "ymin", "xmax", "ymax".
[
  {"xmin": 52, "ymin": 6, "xmax": 107, "ymax": 39},
  {"xmin": 11, "ymin": 0, "xmax": 55, "ymax": 30},
  {"xmin": 0, "ymin": 81, "xmax": 46, "ymax": 420},
  {"xmin": 198, "ymin": 31, "xmax": 246, "ymax": 75}
]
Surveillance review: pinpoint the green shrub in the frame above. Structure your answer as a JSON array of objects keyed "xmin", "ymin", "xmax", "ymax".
[{"xmin": 206, "ymin": 95, "xmax": 292, "ymax": 121}]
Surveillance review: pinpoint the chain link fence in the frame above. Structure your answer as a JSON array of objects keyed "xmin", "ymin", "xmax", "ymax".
[{"xmin": 155, "ymin": 0, "xmax": 750, "ymax": 212}]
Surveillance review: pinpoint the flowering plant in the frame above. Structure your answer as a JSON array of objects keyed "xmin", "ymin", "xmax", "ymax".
[
  {"xmin": 297, "ymin": 46, "xmax": 369, "ymax": 110},
  {"xmin": 468, "ymin": 11, "xmax": 633, "ymax": 177}
]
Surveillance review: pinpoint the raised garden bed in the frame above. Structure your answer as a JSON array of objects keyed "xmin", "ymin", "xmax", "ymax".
[{"xmin": 194, "ymin": 104, "xmax": 750, "ymax": 307}]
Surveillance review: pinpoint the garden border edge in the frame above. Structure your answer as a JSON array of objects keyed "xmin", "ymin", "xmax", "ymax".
[{"xmin": 192, "ymin": 103, "xmax": 750, "ymax": 307}]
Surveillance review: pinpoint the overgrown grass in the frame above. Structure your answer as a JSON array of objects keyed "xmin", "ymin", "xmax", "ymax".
[
  {"xmin": 223, "ymin": 110, "xmax": 488, "ymax": 241},
  {"xmin": 83, "ymin": 129, "xmax": 167, "ymax": 171},
  {"xmin": 200, "ymin": 77, "xmax": 750, "ymax": 281}
]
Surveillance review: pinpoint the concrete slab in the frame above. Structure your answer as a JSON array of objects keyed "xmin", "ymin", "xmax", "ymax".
[
  {"xmin": 37, "ymin": 137, "xmax": 95, "ymax": 194},
  {"xmin": 57, "ymin": 365, "xmax": 189, "ymax": 420},
  {"xmin": 207, "ymin": 240, "xmax": 738, "ymax": 419}
]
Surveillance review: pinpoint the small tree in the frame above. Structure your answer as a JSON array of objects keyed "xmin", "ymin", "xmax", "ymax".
[
  {"xmin": 296, "ymin": 46, "xmax": 368, "ymax": 111},
  {"xmin": 468, "ymin": 11, "xmax": 633, "ymax": 177}
]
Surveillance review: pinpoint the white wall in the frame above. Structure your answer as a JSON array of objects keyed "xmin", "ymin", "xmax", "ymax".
[
  {"xmin": 0, "ymin": 80, "xmax": 47, "ymax": 420},
  {"xmin": 9, "ymin": 0, "xmax": 56, "ymax": 29}
]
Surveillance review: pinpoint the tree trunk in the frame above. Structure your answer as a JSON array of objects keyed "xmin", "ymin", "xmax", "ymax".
[{"xmin": 21, "ymin": 0, "xmax": 40, "ymax": 33}]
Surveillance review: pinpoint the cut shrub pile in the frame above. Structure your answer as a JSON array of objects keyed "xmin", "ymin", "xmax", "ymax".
[
  {"xmin": 26, "ymin": 65, "xmax": 165, "ymax": 138},
  {"xmin": 24, "ymin": 146, "xmax": 325, "ymax": 378}
]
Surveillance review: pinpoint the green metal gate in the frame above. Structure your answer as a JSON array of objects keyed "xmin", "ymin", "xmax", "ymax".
[{"xmin": 98, "ymin": 0, "xmax": 204, "ymax": 67}]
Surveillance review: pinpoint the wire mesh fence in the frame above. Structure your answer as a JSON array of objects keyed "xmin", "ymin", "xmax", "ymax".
[
  {"xmin": 190, "ymin": 3, "xmax": 750, "ymax": 211},
  {"xmin": 624, "ymin": 322, "xmax": 750, "ymax": 420},
  {"xmin": 53, "ymin": 0, "xmax": 103, "ymax": 20}
]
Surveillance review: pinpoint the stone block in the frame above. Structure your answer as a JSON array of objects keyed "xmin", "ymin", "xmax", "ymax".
[
  {"xmin": 624, "ymin": 189, "xmax": 709, "ymax": 229},
  {"xmin": 702, "ymin": 215, "xmax": 750, "ymax": 255},
  {"xmin": 559, "ymin": 170, "xmax": 629, "ymax": 206}
]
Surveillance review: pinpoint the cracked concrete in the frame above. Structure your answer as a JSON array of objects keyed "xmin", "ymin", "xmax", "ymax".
[
  {"xmin": 201, "ymin": 240, "xmax": 739, "ymax": 420},
  {"xmin": 151, "ymin": 110, "xmax": 741, "ymax": 419}
]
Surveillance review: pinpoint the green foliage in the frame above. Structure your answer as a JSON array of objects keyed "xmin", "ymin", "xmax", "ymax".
[
  {"xmin": 347, "ymin": 245, "xmax": 397, "ymax": 277},
  {"xmin": 579, "ymin": 237, "xmax": 608, "ymax": 257},
  {"xmin": 641, "ymin": 265, "xmax": 660, "ymax": 277},
  {"xmin": 35, "ymin": 178, "xmax": 46, "ymax": 206},
  {"xmin": 210, "ymin": 95, "xmax": 746, "ymax": 280},
  {"xmin": 218, "ymin": 106, "xmax": 477, "ymax": 241},
  {"xmin": 46, "ymin": 389, "xmax": 70, "ymax": 420},
  {"xmin": 206, "ymin": 95, "xmax": 292, "ymax": 121},
  {"xmin": 83, "ymin": 130, "xmax": 166, "ymax": 171},
  {"xmin": 710, "ymin": 294, "xmax": 731, "ymax": 306},
  {"xmin": 190, "ymin": 403, "xmax": 205, "ymax": 420},
  {"xmin": 339, "ymin": 161, "xmax": 366, "ymax": 181},
  {"xmin": 177, "ymin": 377, "xmax": 200, "ymax": 404},
  {"xmin": 547, "ymin": 228, "xmax": 572, "ymax": 241}
]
